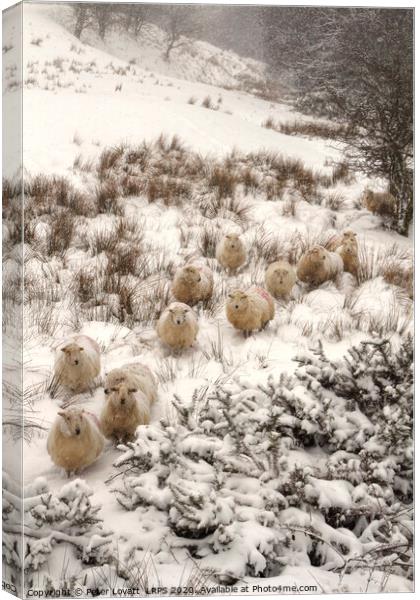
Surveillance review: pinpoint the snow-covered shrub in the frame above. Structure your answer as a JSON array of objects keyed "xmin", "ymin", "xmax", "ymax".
[
  {"xmin": 2, "ymin": 473, "xmax": 114, "ymax": 592},
  {"xmin": 111, "ymin": 337, "xmax": 412, "ymax": 582}
]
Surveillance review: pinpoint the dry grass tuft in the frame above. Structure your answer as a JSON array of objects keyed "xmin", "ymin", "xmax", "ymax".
[
  {"xmin": 263, "ymin": 118, "xmax": 350, "ymax": 140},
  {"xmin": 45, "ymin": 211, "xmax": 74, "ymax": 256},
  {"xmin": 197, "ymin": 224, "xmax": 219, "ymax": 258}
]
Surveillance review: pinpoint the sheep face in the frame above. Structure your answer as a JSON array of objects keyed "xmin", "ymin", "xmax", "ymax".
[
  {"xmin": 106, "ymin": 382, "xmax": 137, "ymax": 410},
  {"xmin": 225, "ymin": 234, "xmax": 241, "ymax": 251},
  {"xmin": 58, "ymin": 408, "xmax": 86, "ymax": 437},
  {"xmin": 342, "ymin": 230, "xmax": 357, "ymax": 243},
  {"xmin": 340, "ymin": 240, "xmax": 357, "ymax": 256},
  {"xmin": 61, "ymin": 343, "xmax": 84, "ymax": 367},
  {"xmin": 181, "ymin": 266, "xmax": 201, "ymax": 284},
  {"xmin": 272, "ymin": 267, "xmax": 290, "ymax": 286},
  {"xmin": 168, "ymin": 304, "xmax": 190, "ymax": 325},
  {"xmin": 227, "ymin": 290, "xmax": 248, "ymax": 312}
]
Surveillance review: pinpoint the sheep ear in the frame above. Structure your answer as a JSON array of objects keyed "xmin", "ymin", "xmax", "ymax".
[
  {"xmin": 58, "ymin": 410, "xmax": 66, "ymax": 417},
  {"xmin": 61, "ymin": 348, "xmax": 67, "ymax": 353}
]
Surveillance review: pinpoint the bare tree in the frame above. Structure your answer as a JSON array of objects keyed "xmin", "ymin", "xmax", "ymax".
[
  {"xmin": 72, "ymin": 4, "xmax": 93, "ymax": 39},
  {"xmin": 121, "ymin": 4, "xmax": 149, "ymax": 37},
  {"xmin": 262, "ymin": 8, "xmax": 413, "ymax": 234},
  {"xmin": 93, "ymin": 4, "xmax": 114, "ymax": 40},
  {"xmin": 159, "ymin": 6, "xmax": 201, "ymax": 61},
  {"xmin": 329, "ymin": 10, "xmax": 413, "ymax": 234}
]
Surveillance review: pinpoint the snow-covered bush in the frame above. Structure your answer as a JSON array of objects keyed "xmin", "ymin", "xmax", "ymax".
[
  {"xmin": 2, "ymin": 473, "xmax": 114, "ymax": 592},
  {"xmin": 111, "ymin": 337, "xmax": 413, "ymax": 582}
]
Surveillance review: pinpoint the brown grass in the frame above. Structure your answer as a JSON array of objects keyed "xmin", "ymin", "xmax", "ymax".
[
  {"xmin": 45, "ymin": 211, "xmax": 74, "ymax": 256},
  {"xmin": 208, "ymin": 167, "xmax": 237, "ymax": 200},
  {"xmin": 263, "ymin": 118, "xmax": 350, "ymax": 140},
  {"xmin": 96, "ymin": 180, "xmax": 123, "ymax": 215}
]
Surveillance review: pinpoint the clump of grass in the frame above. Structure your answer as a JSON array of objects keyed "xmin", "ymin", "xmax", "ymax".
[
  {"xmin": 146, "ymin": 176, "xmax": 191, "ymax": 206},
  {"xmin": 197, "ymin": 224, "xmax": 219, "ymax": 258},
  {"xmin": 240, "ymin": 167, "xmax": 259, "ymax": 195},
  {"xmin": 73, "ymin": 154, "xmax": 94, "ymax": 173},
  {"xmin": 97, "ymin": 145, "xmax": 125, "ymax": 179},
  {"xmin": 357, "ymin": 242, "xmax": 412, "ymax": 285},
  {"xmin": 323, "ymin": 192, "xmax": 346, "ymax": 211},
  {"xmin": 31, "ymin": 38, "xmax": 43, "ymax": 46},
  {"xmin": 282, "ymin": 196, "xmax": 298, "ymax": 217},
  {"xmin": 331, "ymin": 161, "xmax": 353, "ymax": 185},
  {"xmin": 202, "ymin": 95, "xmax": 218, "ymax": 110},
  {"xmin": 72, "ymin": 131, "xmax": 83, "ymax": 146},
  {"xmin": 45, "ymin": 211, "xmax": 74, "ymax": 256},
  {"xmin": 74, "ymin": 269, "xmax": 96, "ymax": 303},
  {"xmin": 262, "ymin": 117, "xmax": 275, "ymax": 130},
  {"xmin": 208, "ymin": 166, "xmax": 236, "ymax": 200},
  {"xmin": 88, "ymin": 228, "xmax": 120, "ymax": 256},
  {"xmin": 382, "ymin": 263, "xmax": 413, "ymax": 300},
  {"xmin": 96, "ymin": 180, "xmax": 123, "ymax": 215},
  {"xmin": 121, "ymin": 175, "xmax": 143, "ymax": 197},
  {"xmin": 263, "ymin": 118, "xmax": 350, "ymax": 140},
  {"xmin": 106, "ymin": 244, "xmax": 142, "ymax": 277}
]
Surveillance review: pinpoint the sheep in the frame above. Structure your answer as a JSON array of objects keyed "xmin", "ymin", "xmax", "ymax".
[
  {"xmin": 172, "ymin": 261, "xmax": 213, "ymax": 306},
  {"xmin": 297, "ymin": 245, "xmax": 344, "ymax": 287},
  {"xmin": 47, "ymin": 407, "xmax": 104, "ymax": 477},
  {"xmin": 100, "ymin": 363, "xmax": 156, "ymax": 442},
  {"xmin": 327, "ymin": 229, "xmax": 358, "ymax": 252},
  {"xmin": 156, "ymin": 302, "xmax": 198, "ymax": 351},
  {"xmin": 104, "ymin": 363, "xmax": 157, "ymax": 405},
  {"xmin": 336, "ymin": 239, "xmax": 359, "ymax": 277},
  {"xmin": 54, "ymin": 335, "xmax": 100, "ymax": 393},
  {"xmin": 362, "ymin": 189, "xmax": 397, "ymax": 218},
  {"xmin": 216, "ymin": 233, "xmax": 247, "ymax": 275},
  {"xmin": 265, "ymin": 260, "xmax": 296, "ymax": 300},
  {"xmin": 226, "ymin": 286, "xmax": 275, "ymax": 337}
]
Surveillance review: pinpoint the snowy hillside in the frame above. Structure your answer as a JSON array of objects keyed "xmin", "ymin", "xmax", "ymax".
[{"xmin": 2, "ymin": 2, "xmax": 413, "ymax": 597}]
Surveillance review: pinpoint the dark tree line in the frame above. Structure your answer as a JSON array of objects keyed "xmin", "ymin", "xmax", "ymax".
[
  {"xmin": 69, "ymin": 3, "xmax": 201, "ymax": 61},
  {"xmin": 261, "ymin": 8, "xmax": 413, "ymax": 234}
]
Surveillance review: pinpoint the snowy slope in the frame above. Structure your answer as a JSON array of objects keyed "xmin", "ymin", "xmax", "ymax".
[
  {"xmin": 2, "ymin": 2, "xmax": 413, "ymax": 596},
  {"xmin": 48, "ymin": 3, "xmax": 267, "ymax": 88},
  {"xmin": 3, "ymin": 4, "xmax": 341, "ymax": 177}
]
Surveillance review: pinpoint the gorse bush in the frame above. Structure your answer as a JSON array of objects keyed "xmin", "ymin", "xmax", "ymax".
[{"xmin": 111, "ymin": 337, "xmax": 413, "ymax": 583}]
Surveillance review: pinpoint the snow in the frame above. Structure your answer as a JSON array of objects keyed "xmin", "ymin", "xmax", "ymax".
[{"xmin": 2, "ymin": 2, "xmax": 413, "ymax": 596}]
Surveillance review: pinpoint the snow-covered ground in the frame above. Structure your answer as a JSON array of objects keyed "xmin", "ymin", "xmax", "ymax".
[{"xmin": 2, "ymin": 3, "xmax": 413, "ymax": 596}]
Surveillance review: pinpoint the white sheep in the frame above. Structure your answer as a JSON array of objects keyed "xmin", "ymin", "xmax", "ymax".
[
  {"xmin": 172, "ymin": 260, "xmax": 214, "ymax": 306},
  {"xmin": 327, "ymin": 229, "xmax": 358, "ymax": 252},
  {"xmin": 336, "ymin": 239, "xmax": 359, "ymax": 277},
  {"xmin": 226, "ymin": 286, "xmax": 275, "ymax": 337},
  {"xmin": 216, "ymin": 233, "xmax": 247, "ymax": 275},
  {"xmin": 297, "ymin": 245, "xmax": 344, "ymax": 287},
  {"xmin": 265, "ymin": 260, "xmax": 296, "ymax": 300},
  {"xmin": 47, "ymin": 407, "xmax": 104, "ymax": 477},
  {"xmin": 362, "ymin": 189, "xmax": 397, "ymax": 217},
  {"xmin": 100, "ymin": 363, "xmax": 156, "ymax": 442},
  {"xmin": 54, "ymin": 335, "xmax": 100, "ymax": 393},
  {"xmin": 104, "ymin": 362, "xmax": 157, "ymax": 404},
  {"xmin": 156, "ymin": 302, "xmax": 198, "ymax": 352}
]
